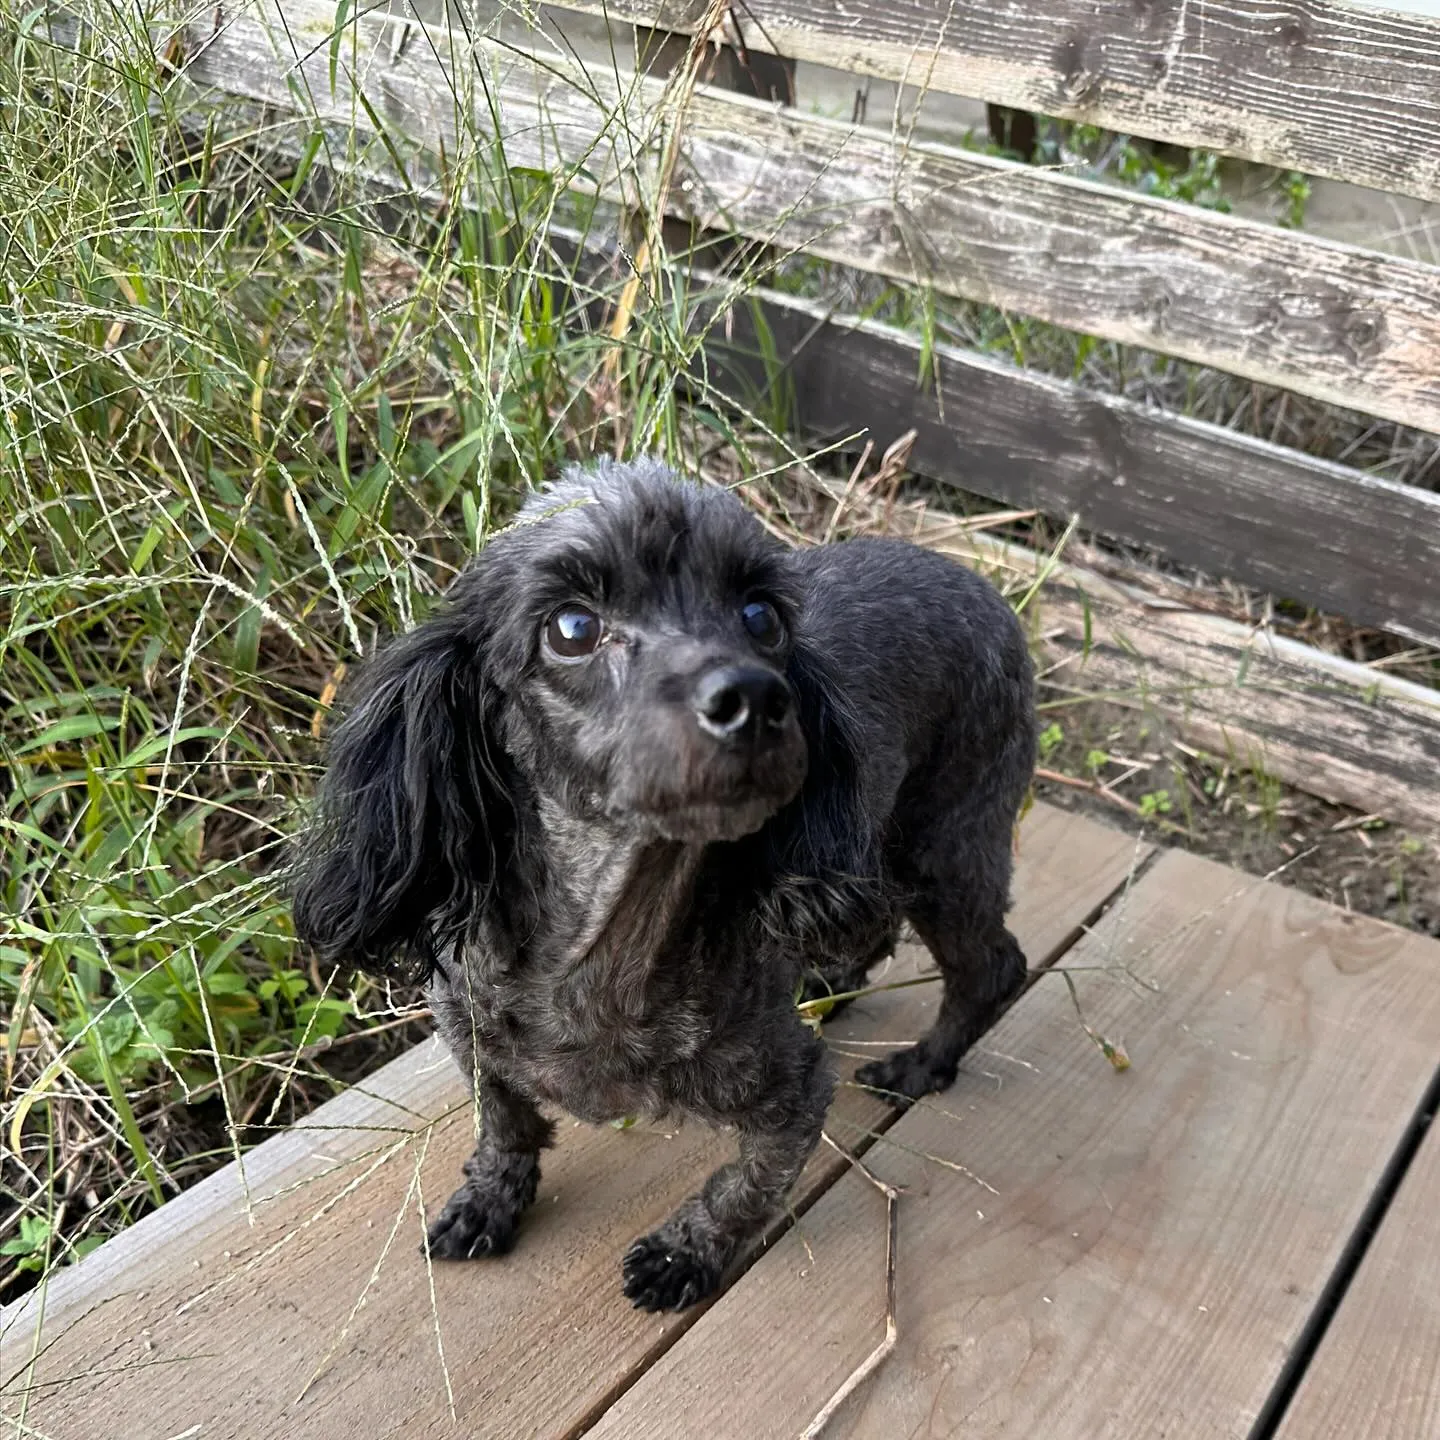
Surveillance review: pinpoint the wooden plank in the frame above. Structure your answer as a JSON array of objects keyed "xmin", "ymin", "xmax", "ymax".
[
  {"xmin": 586, "ymin": 848, "xmax": 1440, "ymax": 1439},
  {"xmin": 553, "ymin": 0, "xmax": 1440, "ymax": 204},
  {"xmin": 699, "ymin": 286, "xmax": 1440, "ymax": 647},
  {"xmin": 1031, "ymin": 570, "xmax": 1440, "ymax": 833},
  {"xmin": 164, "ymin": 0, "xmax": 1440, "ymax": 432},
  {"xmin": 1272, "ymin": 1085, "xmax": 1440, "ymax": 1440},
  {"xmin": 0, "ymin": 804, "xmax": 1147, "ymax": 1439},
  {"xmin": 857, "ymin": 495, "xmax": 1440, "ymax": 832}
]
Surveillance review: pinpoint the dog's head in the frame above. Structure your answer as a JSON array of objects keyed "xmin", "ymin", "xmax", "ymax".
[
  {"xmin": 488, "ymin": 458, "xmax": 809, "ymax": 839},
  {"xmin": 293, "ymin": 459, "xmax": 815, "ymax": 977}
]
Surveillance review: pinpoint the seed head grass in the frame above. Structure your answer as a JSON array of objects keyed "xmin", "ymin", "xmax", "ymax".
[{"xmin": 0, "ymin": 0, "xmax": 818, "ymax": 1297}]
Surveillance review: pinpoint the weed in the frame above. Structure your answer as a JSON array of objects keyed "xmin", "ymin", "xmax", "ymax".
[
  {"xmin": 1037, "ymin": 722, "xmax": 1065, "ymax": 762},
  {"xmin": 0, "ymin": 0, "xmax": 802, "ymax": 1295},
  {"xmin": 1137, "ymin": 791, "xmax": 1174, "ymax": 821}
]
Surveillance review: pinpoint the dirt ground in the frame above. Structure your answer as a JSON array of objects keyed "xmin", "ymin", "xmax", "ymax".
[{"xmin": 1031, "ymin": 693, "xmax": 1440, "ymax": 940}]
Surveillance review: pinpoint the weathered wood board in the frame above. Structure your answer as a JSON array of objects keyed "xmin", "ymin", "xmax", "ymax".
[
  {"xmin": 553, "ymin": 0, "xmax": 1440, "ymax": 204},
  {"xmin": 0, "ymin": 804, "xmax": 1145, "ymax": 1439},
  {"xmin": 161, "ymin": 0, "xmax": 1440, "ymax": 433},
  {"xmin": 1273, "ymin": 1083, "xmax": 1440, "ymax": 1440},
  {"xmin": 1031, "ymin": 572, "xmax": 1440, "ymax": 834},
  {"xmin": 681, "ymin": 283, "xmax": 1440, "ymax": 831},
  {"xmin": 700, "ymin": 286, "xmax": 1440, "ymax": 648},
  {"xmin": 587, "ymin": 848, "xmax": 1440, "ymax": 1439},
  {"xmin": 902, "ymin": 504, "xmax": 1440, "ymax": 833}
]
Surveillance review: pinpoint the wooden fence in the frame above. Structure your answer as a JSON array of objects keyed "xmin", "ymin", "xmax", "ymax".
[{"xmin": 160, "ymin": 0, "xmax": 1440, "ymax": 825}]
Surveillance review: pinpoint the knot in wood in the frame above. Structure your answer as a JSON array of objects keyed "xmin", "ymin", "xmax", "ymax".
[
  {"xmin": 1341, "ymin": 310, "xmax": 1386, "ymax": 361},
  {"xmin": 1271, "ymin": 288, "xmax": 1386, "ymax": 360},
  {"xmin": 1269, "ymin": 12, "xmax": 1309, "ymax": 63},
  {"xmin": 1052, "ymin": 34, "xmax": 1103, "ymax": 105}
]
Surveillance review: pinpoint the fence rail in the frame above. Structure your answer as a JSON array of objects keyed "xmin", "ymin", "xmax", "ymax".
[
  {"xmin": 702, "ymin": 287, "xmax": 1440, "ymax": 646},
  {"xmin": 140, "ymin": 0, "xmax": 1440, "ymax": 814},
  {"xmin": 555, "ymin": 0, "xmax": 1440, "ymax": 203},
  {"xmin": 181, "ymin": 0, "xmax": 1440, "ymax": 434}
]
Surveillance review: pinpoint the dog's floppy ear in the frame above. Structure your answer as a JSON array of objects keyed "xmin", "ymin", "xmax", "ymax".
[
  {"xmin": 292, "ymin": 612, "xmax": 508, "ymax": 981},
  {"xmin": 761, "ymin": 636, "xmax": 885, "ymax": 942}
]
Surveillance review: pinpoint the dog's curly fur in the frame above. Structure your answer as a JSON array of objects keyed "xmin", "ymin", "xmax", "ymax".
[{"xmin": 293, "ymin": 459, "xmax": 1035, "ymax": 1312}]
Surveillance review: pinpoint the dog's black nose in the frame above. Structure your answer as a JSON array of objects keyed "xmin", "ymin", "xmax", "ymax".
[{"xmin": 693, "ymin": 666, "xmax": 792, "ymax": 740}]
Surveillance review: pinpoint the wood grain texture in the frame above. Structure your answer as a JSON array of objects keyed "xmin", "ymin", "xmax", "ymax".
[
  {"xmin": 0, "ymin": 803, "xmax": 1146, "ymax": 1439},
  {"xmin": 554, "ymin": 0, "xmax": 1440, "ymax": 203},
  {"xmin": 1272, "ymin": 1088, "xmax": 1440, "ymax": 1440},
  {"xmin": 871, "ymin": 500, "xmax": 1440, "ymax": 831},
  {"xmin": 166, "ymin": 0, "xmax": 1440, "ymax": 431},
  {"xmin": 587, "ymin": 848, "xmax": 1440, "ymax": 1440},
  {"xmin": 1032, "ymin": 573, "xmax": 1440, "ymax": 832},
  {"xmin": 701, "ymin": 286, "xmax": 1440, "ymax": 647}
]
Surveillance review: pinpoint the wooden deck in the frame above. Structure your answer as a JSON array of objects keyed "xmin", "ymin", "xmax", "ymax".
[{"xmin": 4, "ymin": 802, "xmax": 1439, "ymax": 1439}]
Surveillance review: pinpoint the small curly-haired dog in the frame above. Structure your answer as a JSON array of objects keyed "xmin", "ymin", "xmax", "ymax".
[{"xmin": 293, "ymin": 459, "xmax": 1035, "ymax": 1312}]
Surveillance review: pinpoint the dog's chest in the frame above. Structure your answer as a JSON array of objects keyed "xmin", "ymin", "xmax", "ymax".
[
  {"xmin": 482, "ymin": 986, "xmax": 714, "ymax": 1122},
  {"xmin": 462, "ymin": 928, "xmax": 782, "ymax": 1125}
]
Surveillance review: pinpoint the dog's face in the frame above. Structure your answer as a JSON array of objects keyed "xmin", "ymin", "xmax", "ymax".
[{"xmin": 474, "ymin": 464, "xmax": 809, "ymax": 842}]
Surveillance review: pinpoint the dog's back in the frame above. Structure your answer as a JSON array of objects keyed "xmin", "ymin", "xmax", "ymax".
[{"xmin": 792, "ymin": 536, "xmax": 1034, "ymax": 822}]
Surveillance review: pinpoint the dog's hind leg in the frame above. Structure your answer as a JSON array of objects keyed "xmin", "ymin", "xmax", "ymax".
[
  {"xmin": 423, "ymin": 1072, "xmax": 555, "ymax": 1260},
  {"xmin": 856, "ymin": 810, "xmax": 1027, "ymax": 1104},
  {"xmin": 621, "ymin": 1025, "xmax": 834, "ymax": 1312}
]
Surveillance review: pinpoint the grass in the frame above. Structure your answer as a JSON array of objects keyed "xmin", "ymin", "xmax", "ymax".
[
  {"xmin": 4, "ymin": 0, "xmax": 1438, "ymax": 1305},
  {"xmin": 0, "ymin": 0, "xmax": 820, "ymax": 1299}
]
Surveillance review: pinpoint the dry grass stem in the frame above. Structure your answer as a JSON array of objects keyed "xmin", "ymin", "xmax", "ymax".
[{"xmin": 801, "ymin": 1133, "xmax": 902, "ymax": 1438}]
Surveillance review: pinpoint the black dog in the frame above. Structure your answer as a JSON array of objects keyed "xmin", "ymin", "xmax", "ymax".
[{"xmin": 293, "ymin": 459, "xmax": 1034, "ymax": 1312}]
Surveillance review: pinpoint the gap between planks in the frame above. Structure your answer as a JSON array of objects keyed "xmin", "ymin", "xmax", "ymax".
[
  {"xmin": 1263, "ymin": 1060, "xmax": 1440, "ymax": 1440},
  {"xmin": 562, "ymin": 825, "xmax": 1162, "ymax": 1440},
  {"xmin": 582, "ymin": 847, "xmax": 1440, "ymax": 1440}
]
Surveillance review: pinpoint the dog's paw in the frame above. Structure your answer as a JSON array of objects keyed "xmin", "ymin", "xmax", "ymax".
[
  {"xmin": 422, "ymin": 1185, "xmax": 524, "ymax": 1260},
  {"xmin": 856, "ymin": 1046, "xmax": 957, "ymax": 1105},
  {"xmin": 621, "ymin": 1232, "xmax": 723, "ymax": 1312},
  {"xmin": 422, "ymin": 1147, "xmax": 541, "ymax": 1261}
]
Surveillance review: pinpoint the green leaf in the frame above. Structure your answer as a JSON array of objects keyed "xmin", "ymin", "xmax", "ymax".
[
  {"xmin": 204, "ymin": 972, "xmax": 253, "ymax": 995},
  {"xmin": 122, "ymin": 727, "xmax": 227, "ymax": 767},
  {"xmin": 129, "ymin": 521, "xmax": 165, "ymax": 574},
  {"xmin": 233, "ymin": 564, "xmax": 272, "ymax": 674},
  {"xmin": 288, "ymin": 130, "xmax": 325, "ymax": 199},
  {"xmin": 329, "ymin": 0, "xmax": 350, "ymax": 95},
  {"xmin": 16, "ymin": 715, "xmax": 121, "ymax": 753}
]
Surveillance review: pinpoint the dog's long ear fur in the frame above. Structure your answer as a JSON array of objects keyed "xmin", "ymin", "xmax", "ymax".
[
  {"xmin": 292, "ymin": 616, "xmax": 508, "ymax": 982},
  {"xmin": 760, "ymin": 638, "xmax": 885, "ymax": 943}
]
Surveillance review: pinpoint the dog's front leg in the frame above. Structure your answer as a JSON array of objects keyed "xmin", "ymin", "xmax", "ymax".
[
  {"xmin": 423, "ymin": 1072, "xmax": 555, "ymax": 1260},
  {"xmin": 622, "ymin": 1030, "xmax": 834, "ymax": 1312}
]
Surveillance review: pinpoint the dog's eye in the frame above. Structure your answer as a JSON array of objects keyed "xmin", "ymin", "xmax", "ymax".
[
  {"xmin": 741, "ymin": 598, "xmax": 784, "ymax": 648},
  {"xmin": 545, "ymin": 605, "xmax": 603, "ymax": 659}
]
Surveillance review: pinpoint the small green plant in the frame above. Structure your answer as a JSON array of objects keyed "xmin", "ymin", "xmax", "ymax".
[
  {"xmin": 1084, "ymin": 749, "xmax": 1110, "ymax": 777},
  {"xmin": 1252, "ymin": 766, "xmax": 1285, "ymax": 832},
  {"xmin": 1038, "ymin": 722, "xmax": 1065, "ymax": 762},
  {"xmin": 1116, "ymin": 142, "xmax": 1232, "ymax": 212},
  {"xmin": 1137, "ymin": 790, "xmax": 1173, "ymax": 820},
  {"xmin": 1279, "ymin": 170, "xmax": 1311, "ymax": 229},
  {"xmin": 0, "ymin": 1217, "xmax": 54, "ymax": 1278}
]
